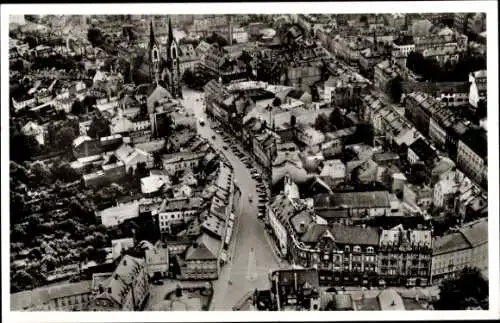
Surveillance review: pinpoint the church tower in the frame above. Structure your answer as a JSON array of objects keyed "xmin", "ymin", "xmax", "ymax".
[
  {"xmin": 166, "ymin": 17, "xmax": 182, "ymax": 98},
  {"xmin": 149, "ymin": 20, "xmax": 161, "ymax": 85}
]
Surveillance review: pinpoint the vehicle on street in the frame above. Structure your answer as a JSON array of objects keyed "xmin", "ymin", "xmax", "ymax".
[
  {"xmin": 212, "ymin": 135, "xmax": 216, "ymax": 140},
  {"xmin": 152, "ymin": 280, "xmax": 164, "ymax": 285},
  {"xmin": 223, "ymin": 145, "xmax": 228, "ymax": 150},
  {"xmin": 249, "ymin": 194, "xmax": 253, "ymax": 202},
  {"xmin": 199, "ymin": 118, "xmax": 205, "ymax": 126}
]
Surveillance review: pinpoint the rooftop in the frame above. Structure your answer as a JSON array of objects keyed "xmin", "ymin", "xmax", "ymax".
[{"xmin": 314, "ymin": 191, "xmax": 391, "ymax": 210}]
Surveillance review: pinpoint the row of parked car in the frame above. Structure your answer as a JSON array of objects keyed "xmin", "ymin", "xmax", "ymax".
[{"xmin": 216, "ymin": 128, "xmax": 269, "ymax": 219}]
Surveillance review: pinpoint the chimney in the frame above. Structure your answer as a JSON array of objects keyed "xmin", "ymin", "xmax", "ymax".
[
  {"xmin": 123, "ymin": 259, "xmax": 127, "ymax": 266},
  {"xmin": 98, "ymin": 283, "xmax": 104, "ymax": 293},
  {"xmin": 114, "ymin": 274, "xmax": 119, "ymax": 280},
  {"xmin": 107, "ymin": 287, "xmax": 112, "ymax": 294}
]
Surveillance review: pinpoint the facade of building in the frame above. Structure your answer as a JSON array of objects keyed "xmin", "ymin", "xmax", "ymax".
[
  {"xmin": 157, "ymin": 197, "xmax": 204, "ymax": 233},
  {"xmin": 269, "ymin": 268, "xmax": 321, "ymax": 311},
  {"xmin": 179, "ymin": 233, "xmax": 221, "ymax": 280},
  {"xmin": 298, "ymin": 223, "xmax": 381, "ymax": 286},
  {"xmin": 431, "ymin": 219, "xmax": 488, "ymax": 283},
  {"xmin": 378, "ymin": 225, "xmax": 432, "ymax": 286},
  {"xmin": 456, "ymin": 128, "xmax": 487, "ymax": 185},
  {"xmin": 161, "ymin": 151, "xmax": 205, "ymax": 175}
]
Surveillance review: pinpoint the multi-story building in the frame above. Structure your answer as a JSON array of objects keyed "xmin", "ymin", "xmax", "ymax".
[
  {"xmin": 72, "ymin": 136, "xmax": 103, "ymax": 158},
  {"xmin": 392, "ymin": 36, "xmax": 415, "ymax": 59},
  {"xmin": 456, "ymin": 128, "xmax": 487, "ymax": 185},
  {"xmin": 252, "ymin": 131, "xmax": 278, "ymax": 172},
  {"xmin": 404, "ymin": 92, "xmax": 441, "ymax": 136},
  {"xmin": 82, "ymin": 161, "xmax": 126, "ymax": 188},
  {"xmin": 298, "ymin": 223, "xmax": 380, "ymax": 286},
  {"xmin": 374, "ymin": 60, "xmax": 402, "ymax": 96},
  {"xmin": 269, "ymin": 267, "xmax": 321, "ymax": 311},
  {"xmin": 145, "ymin": 245, "xmax": 170, "ymax": 279},
  {"xmin": 268, "ymin": 193, "xmax": 308, "ymax": 257},
  {"xmin": 378, "ymin": 225, "xmax": 432, "ymax": 287},
  {"xmin": 431, "ymin": 219, "xmax": 488, "ymax": 283},
  {"xmin": 11, "ymin": 281, "xmax": 93, "ymax": 311},
  {"xmin": 179, "ymin": 233, "xmax": 221, "ymax": 280},
  {"xmin": 88, "ymin": 255, "xmax": 150, "ymax": 311},
  {"xmin": 161, "ymin": 151, "xmax": 205, "ymax": 175},
  {"xmin": 428, "ymin": 106, "xmax": 457, "ymax": 151},
  {"xmin": 433, "ymin": 168, "xmax": 472, "ymax": 208},
  {"xmin": 157, "ymin": 197, "xmax": 204, "ymax": 233},
  {"xmin": 468, "ymin": 70, "xmax": 487, "ymax": 109}
]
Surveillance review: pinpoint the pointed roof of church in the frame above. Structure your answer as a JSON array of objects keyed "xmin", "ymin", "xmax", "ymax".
[
  {"xmin": 168, "ymin": 17, "xmax": 174, "ymax": 46},
  {"xmin": 149, "ymin": 20, "xmax": 157, "ymax": 50}
]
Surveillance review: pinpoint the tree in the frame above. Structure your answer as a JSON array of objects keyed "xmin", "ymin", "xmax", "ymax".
[
  {"xmin": 10, "ymin": 132, "xmax": 40, "ymax": 163},
  {"xmin": 272, "ymin": 97, "xmax": 282, "ymax": 107},
  {"xmin": 71, "ymin": 100, "xmax": 83, "ymax": 115},
  {"xmin": 314, "ymin": 113, "xmax": 329, "ymax": 133},
  {"xmin": 135, "ymin": 162, "xmax": 148, "ymax": 180},
  {"xmin": 476, "ymin": 99, "xmax": 487, "ymax": 120},
  {"xmin": 435, "ymin": 267, "xmax": 488, "ymax": 310},
  {"xmin": 205, "ymin": 32, "xmax": 229, "ymax": 47},
  {"xmin": 30, "ymin": 162, "xmax": 52, "ymax": 186},
  {"xmin": 55, "ymin": 126, "xmax": 77, "ymax": 151},
  {"xmin": 107, "ymin": 154, "xmax": 118, "ymax": 165},
  {"xmin": 328, "ymin": 108, "xmax": 343, "ymax": 130},
  {"xmin": 88, "ymin": 117, "xmax": 110, "ymax": 139},
  {"xmin": 350, "ymin": 123, "xmax": 374, "ymax": 146},
  {"xmin": 11, "ymin": 270, "xmax": 35, "ymax": 292},
  {"xmin": 410, "ymin": 162, "xmax": 428, "ymax": 185},
  {"xmin": 87, "ymin": 27, "xmax": 104, "ymax": 47},
  {"xmin": 182, "ymin": 69, "xmax": 195, "ymax": 87},
  {"xmin": 52, "ymin": 162, "xmax": 80, "ymax": 183},
  {"xmin": 10, "ymin": 59, "xmax": 24, "ymax": 72},
  {"xmin": 389, "ymin": 75, "xmax": 403, "ymax": 103}
]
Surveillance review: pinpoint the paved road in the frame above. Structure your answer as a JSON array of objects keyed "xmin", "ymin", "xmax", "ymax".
[{"xmin": 180, "ymin": 87, "xmax": 282, "ymax": 310}]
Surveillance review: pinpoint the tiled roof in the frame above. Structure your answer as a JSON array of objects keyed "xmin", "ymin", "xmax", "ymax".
[
  {"xmin": 330, "ymin": 224, "xmax": 381, "ymax": 246},
  {"xmin": 11, "ymin": 281, "xmax": 92, "ymax": 310},
  {"xmin": 432, "ymin": 232, "xmax": 471, "ymax": 256},
  {"xmin": 289, "ymin": 210, "xmax": 314, "ymax": 235},
  {"xmin": 459, "ymin": 219, "xmax": 488, "ymax": 248},
  {"xmin": 459, "ymin": 128, "xmax": 487, "ymax": 160},
  {"xmin": 96, "ymin": 255, "xmax": 145, "ymax": 306},
  {"xmin": 300, "ymin": 223, "xmax": 329, "ymax": 244},
  {"xmin": 314, "ymin": 191, "xmax": 391, "ymax": 210},
  {"xmin": 409, "ymin": 138, "xmax": 437, "ymax": 163},
  {"xmin": 185, "ymin": 233, "xmax": 221, "ymax": 261}
]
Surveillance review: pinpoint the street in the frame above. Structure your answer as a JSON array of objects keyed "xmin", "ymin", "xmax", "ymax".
[{"xmin": 180, "ymin": 87, "xmax": 282, "ymax": 310}]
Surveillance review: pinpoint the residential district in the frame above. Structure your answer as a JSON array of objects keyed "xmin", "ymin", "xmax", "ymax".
[{"xmin": 9, "ymin": 13, "xmax": 488, "ymax": 312}]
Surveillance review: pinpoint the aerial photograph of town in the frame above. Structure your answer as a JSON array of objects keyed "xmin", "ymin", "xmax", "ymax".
[{"xmin": 5, "ymin": 5, "xmax": 494, "ymax": 316}]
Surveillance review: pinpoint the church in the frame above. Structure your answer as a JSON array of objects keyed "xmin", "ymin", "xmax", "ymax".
[{"xmin": 135, "ymin": 18, "xmax": 183, "ymax": 99}]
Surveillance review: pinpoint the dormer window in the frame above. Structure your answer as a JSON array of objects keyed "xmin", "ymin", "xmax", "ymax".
[
  {"xmin": 353, "ymin": 246, "xmax": 361, "ymax": 253},
  {"xmin": 344, "ymin": 246, "xmax": 350, "ymax": 253},
  {"xmin": 367, "ymin": 246, "xmax": 374, "ymax": 253}
]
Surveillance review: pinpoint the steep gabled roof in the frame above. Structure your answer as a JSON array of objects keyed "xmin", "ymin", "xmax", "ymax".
[{"xmin": 185, "ymin": 233, "xmax": 221, "ymax": 261}]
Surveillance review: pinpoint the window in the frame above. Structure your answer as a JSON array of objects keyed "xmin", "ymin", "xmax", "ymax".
[
  {"xmin": 367, "ymin": 247, "xmax": 374, "ymax": 253},
  {"xmin": 353, "ymin": 246, "xmax": 361, "ymax": 253},
  {"xmin": 345, "ymin": 246, "xmax": 350, "ymax": 252}
]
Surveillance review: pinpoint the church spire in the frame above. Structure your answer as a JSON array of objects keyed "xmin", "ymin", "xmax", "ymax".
[
  {"xmin": 168, "ymin": 17, "xmax": 174, "ymax": 45},
  {"xmin": 149, "ymin": 19, "xmax": 156, "ymax": 48}
]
